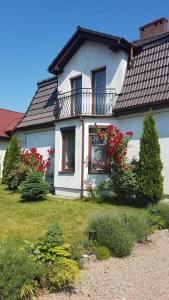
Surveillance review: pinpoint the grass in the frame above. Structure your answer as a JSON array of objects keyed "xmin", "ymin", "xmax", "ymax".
[{"xmin": 0, "ymin": 184, "xmax": 140, "ymax": 243}]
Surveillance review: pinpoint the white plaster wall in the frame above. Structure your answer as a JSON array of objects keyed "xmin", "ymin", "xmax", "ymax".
[
  {"xmin": 117, "ymin": 109, "xmax": 169, "ymax": 195},
  {"xmin": 58, "ymin": 41, "xmax": 128, "ymax": 96},
  {"xmin": 0, "ymin": 140, "xmax": 9, "ymax": 178},
  {"xmin": 54, "ymin": 119, "xmax": 82, "ymax": 197},
  {"xmin": 52, "ymin": 105, "xmax": 169, "ymax": 197},
  {"xmin": 16, "ymin": 128, "xmax": 55, "ymax": 175}
]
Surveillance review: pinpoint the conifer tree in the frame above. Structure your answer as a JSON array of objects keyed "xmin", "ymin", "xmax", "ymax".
[
  {"xmin": 138, "ymin": 111, "xmax": 163, "ymax": 205},
  {"xmin": 2, "ymin": 135, "xmax": 21, "ymax": 183}
]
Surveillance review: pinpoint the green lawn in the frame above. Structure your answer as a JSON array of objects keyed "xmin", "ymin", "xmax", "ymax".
[{"xmin": 0, "ymin": 184, "xmax": 139, "ymax": 243}]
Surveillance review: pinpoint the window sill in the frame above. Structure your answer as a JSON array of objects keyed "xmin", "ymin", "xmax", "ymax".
[
  {"xmin": 88, "ymin": 170, "xmax": 106, "ymax": 175},
  {"xmin": 58, "ymin": 171, "xmax": 75, "ymax": 175}
]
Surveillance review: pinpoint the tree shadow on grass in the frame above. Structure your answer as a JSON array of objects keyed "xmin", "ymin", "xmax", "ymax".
[
  {"xmin": 84, "ymin": 194, "xmax": 145, "ymax": 208},
  {"xmin": 19, "ymin": 197, "xmax": 47, "ymax": 204}
]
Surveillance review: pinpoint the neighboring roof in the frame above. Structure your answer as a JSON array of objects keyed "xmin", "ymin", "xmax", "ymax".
[
  {"xmin": 0, "ymin": 109, "xmax": 23, "ymax": 138},
  {"xmin": 17, "ymin": 76, "xmax": 57, "ymax": 129},
  {"xmin": 48, "ymin": 26, "xmax": 131, "ymax": 74},
  {"xmin": 114, "ymin": 32, "xmax": 169, "ymax": 114}
]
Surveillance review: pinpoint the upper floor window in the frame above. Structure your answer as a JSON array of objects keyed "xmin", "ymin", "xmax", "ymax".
[
  {"xmin": 92, "ymin": 68, "xmax": 106, "ymax": 114},
  {"xmin": 71, "ymin": 76, "xmax": 82, "ymax": 114}
]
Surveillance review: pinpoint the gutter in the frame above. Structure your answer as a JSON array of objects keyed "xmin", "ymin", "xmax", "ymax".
[{"xmin": 80, "ymin": 117, "xmax": 84, "ymax": 198}]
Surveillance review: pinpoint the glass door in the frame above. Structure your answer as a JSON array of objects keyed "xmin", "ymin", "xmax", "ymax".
[
  {"xmin": 71, "ymin": 76, "xmax": 82, "ymax": 115},
  {"xmin": 92, "ymin": 68, "xmax": 106, "ymax": 114}
]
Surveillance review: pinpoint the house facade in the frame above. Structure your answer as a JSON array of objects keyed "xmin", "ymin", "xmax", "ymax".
[
  {"xmin": 17, "ymin": 17, "xmax": 169, "ymax": 197},
  {"xmin": 0, "ymin": 109, "xmax": 23, "ymax": 178}
]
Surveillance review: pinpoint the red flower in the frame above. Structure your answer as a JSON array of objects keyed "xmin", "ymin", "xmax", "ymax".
[
  {"xmin": 107, "ymin": 125, "xmax": 114, "ymax": 133},
  {"xmin": 106, "ymin": 146, "xmax": 113, "ymax": 157},
  {"xmin": 117, "ymin": 154, "xmax": 122, "ymax": 160},
  {"xmin": 126, "ymin": 131, "xmax": 133, "ymax": 137},
  {"xmin": 107, "ymin": 138, "xmax": 113, "ymax": 145}
]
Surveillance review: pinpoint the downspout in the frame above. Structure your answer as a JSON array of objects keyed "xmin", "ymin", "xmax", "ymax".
[{"xmin": 80, "ymin": 117, "xmax": 84, "ymax": 198}]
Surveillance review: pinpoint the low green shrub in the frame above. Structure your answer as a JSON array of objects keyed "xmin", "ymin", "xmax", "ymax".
[
  {"xmin": 88, "ymin": 213, "xmax": 134, "ymax": 257},
  {"xmin": 46, "ymin": 257, "xmax": 80, "ymax": 291},
  {"xmin": 43, "ymin": 222, "xmax": 65, "ymax": 246},
  {"xmin": 6, "ymin": 164, "xmax": 30, "ymax": 190},
  {"xmin": 92, "ymin": 245, "xmax": 111, "ymax": 260},
  {"xmin": 110, "ymin": 163, "xmax": 137, "ymax": 202},
  {"xmin": 0, "ymin": 237, "xmax": 43, "ymax": 300},
  {"xmin": 30, "ymin": 222, "xmax": 66, "ymax": 262},
  {"xmin": 31, "ymin": 242, "xmax": 71, "ymax": 262},
  {"xmin": 20, "ymin": 171, "xmax": 49, "ymax": 201},
  {"xmin": 156, "ymin": 202, "xmax": 169, "ymax": 227},
  {"xmin": 121, "ymin": 211, "xmax": 150, "ymax": 243},
  {"xmin": 147, "ymin": 205, "xmax": 167, "ymax": 231}
]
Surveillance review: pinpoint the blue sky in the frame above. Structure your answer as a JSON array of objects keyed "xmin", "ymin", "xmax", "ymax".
[{"xmin": 0, "ymin": 0, "xmax": 169, "ymax": 112}]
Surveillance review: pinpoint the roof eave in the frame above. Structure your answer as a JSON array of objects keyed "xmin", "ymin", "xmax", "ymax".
[{"xmin": 48, "ymin": 27, "xmax": 131, "ymax": 75}]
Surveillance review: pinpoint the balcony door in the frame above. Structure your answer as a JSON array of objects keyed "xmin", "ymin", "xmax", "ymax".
[
  {"xmin": 71, "ymin": 76, "xmax": 82, "ymax": 115},
  {"xmin": 92, "ymin": 68, "xmax": 106, "ymax": 114}
]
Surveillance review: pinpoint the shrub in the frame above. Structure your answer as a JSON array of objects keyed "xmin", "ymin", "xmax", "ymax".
[
  {"xmin": 6, "ymin": 163, "xmax": 30, "ymax": 190},
  {"xmin": 43, "ymin": 222, "xmax": 64, "ymax": 246},
  {"xmin": 110, "ymin": 163, "xmax": 137, "ymax": 201},
  {"xmin": 156, "ymin": 202, "xmax": 169, "ymax": 227},
  {"xmin": 92, "ymin": 245, "xmax": 111, "ymax": 260},
  {"xmin": 147, "ymin": 204, "xmax": 167, "ymax": 232},
  {"xmin": 121, "ymin": 211, "xmax": 150, "ymax": 243},
  {"xmin": 0, "ymin": 237, "xmax": 43, "ymax": 300},
  {"xmin": 137, "ymin": 111, "xmax": 163, "ymax": 205},
  {"xmin": 46, "ymin": 257, "xmax": 80, "ymax": 291},
  {"xmin": 20, "ymin": 171, "xmax": 49, "ymax": 201},
  {"xmin": 88, "ymin": 213, "xmax": 134, "ymax": 257},
  {"xmin": 2, "ymin": 135, "xmax": 21, "ymax": 183}
]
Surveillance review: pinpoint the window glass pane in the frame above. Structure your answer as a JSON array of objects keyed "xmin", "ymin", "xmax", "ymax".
[
  {"xmin": 90, "ymin": 134, "xmax": 106, "ymax": 171},
  {"xmin": 93, "ymin": 69, "xmax": 106, "ymax": 114},
  {"xmin": 71, "ymin": 77, "xmax": 82, "ymax": 114},
  {"xmin": 63, "ymin": 131, "xmax": 75, "ymax": 171}
]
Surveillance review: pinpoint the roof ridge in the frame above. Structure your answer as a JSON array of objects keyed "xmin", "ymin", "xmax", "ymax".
[{"xmin": 0, "ymin": 108, "xmax": 23, "ymax": 114}]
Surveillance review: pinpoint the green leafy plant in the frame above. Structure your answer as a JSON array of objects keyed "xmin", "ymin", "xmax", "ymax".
[
  {"xmin": 30, "ymin": 222, "xmax": 66, "ymax": 262},
  {"xmin": 88, "ymin": 212, "xmax": 134, "ymax": 257},
  {"xmin": 156, "ymin": 202, "xmax": 169, "ymax": 227},
  {"xmin": 137, "ymin": 111, "xmax": 163, "ymax": 205},
  {"xmin": 46, "ymin": 257, "xmax": 80, "ymax": 291},
  {"xmin": 121, "ymin": 211, "xmax": 150, "ymax": 243},
  {"xmin": 20, "ymin": 171, "xmax": 49, "ymax": 201},
  {"xmin": 0, "ymin": 237, "xmax": 43, "ymax": 300},
  {"xmin": 92, "ymin": 245, "xmax": 111, "ymax": 260},
  {"xmin": 2, "ymin": 135, "xmax": 21, "ymax": 184},
  {"xmin": 110, "ymin": 163, "xmax": 137, "ymax": 202}
]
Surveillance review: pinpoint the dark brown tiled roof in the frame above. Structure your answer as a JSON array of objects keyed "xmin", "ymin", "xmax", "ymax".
[
  {"xmin": 115, "ymin": 33, "xmax": 169, "ymax": 113},
  {"xmin": 17, "ymin": 76, "xmax": 57, "ymax": 129}
]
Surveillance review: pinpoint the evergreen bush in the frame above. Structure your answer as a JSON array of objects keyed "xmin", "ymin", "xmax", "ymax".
[
  {"xmin": 20, "ymin": 171, "xmax": 49, "ymax": 201},
  {"xmin": 2, "ymin": 135, "xmax": 21, "ymax": 183},
  {"xmin": 138, "ymin": 111, "xmax": 163, "ymax": 205}
]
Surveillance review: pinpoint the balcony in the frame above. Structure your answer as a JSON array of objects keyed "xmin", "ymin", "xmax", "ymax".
[{"xmin": 54, "ymin": 88, "xmax": 116, "ymax": 119}]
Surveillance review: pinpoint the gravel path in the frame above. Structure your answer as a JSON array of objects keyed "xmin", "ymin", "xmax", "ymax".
[{"xmin": 39, "ymin": 230, "xmax": 169, "ymax": 300}]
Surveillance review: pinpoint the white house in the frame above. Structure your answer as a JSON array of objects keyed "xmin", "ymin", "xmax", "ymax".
[
  {"xmin": 17, "ymin": 17, "xmax": 169, "ymax": 197},
  {"xmin": 0, "ymin": 109, "xmax": 23, "ymax": 178}
]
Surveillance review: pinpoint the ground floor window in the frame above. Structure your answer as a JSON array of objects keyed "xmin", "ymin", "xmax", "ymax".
[
  {"xmin": 88, "ymin": 127, "xmax": 109, "ymax": 173},
  {"xmin": 61, "ymin": 127, "xmax": 75, "ymax": 172}
]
